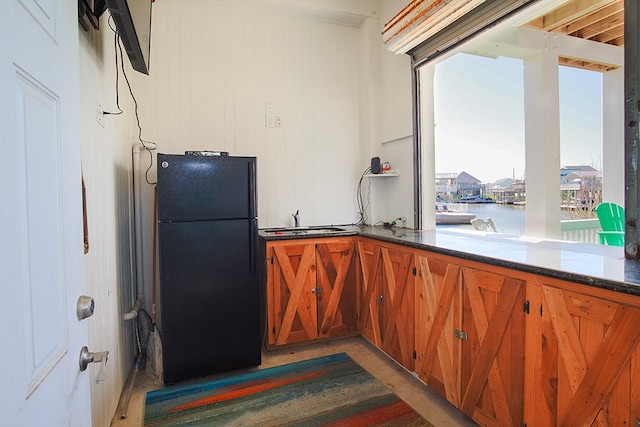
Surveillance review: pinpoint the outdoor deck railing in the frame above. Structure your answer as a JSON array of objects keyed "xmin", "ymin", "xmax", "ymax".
[
  {"xmin": 560, "ymin": 218, "xmax": 601, "ymax": 244},
  {"xmin": 435, "ymin": 207, "xmax": 602, "ymax": 244},
  {"xmin": 437, "ymin": 203, "xmax": 469, "ymax": 212}
]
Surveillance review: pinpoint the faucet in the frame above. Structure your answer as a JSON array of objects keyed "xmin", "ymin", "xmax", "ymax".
[{"xmin": 293, "ymin": 210, "xmax": 300, "ymax": 227}]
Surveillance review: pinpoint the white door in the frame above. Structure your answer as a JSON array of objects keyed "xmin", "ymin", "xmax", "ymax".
[{"xmin": 0, "ymin": 0, "xmax": 91, "ymax": 426}]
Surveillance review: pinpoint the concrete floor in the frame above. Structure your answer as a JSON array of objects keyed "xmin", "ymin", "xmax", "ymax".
[{"xmin": 110, "ymin": 336, "xmax": 477, "ymax": 426}]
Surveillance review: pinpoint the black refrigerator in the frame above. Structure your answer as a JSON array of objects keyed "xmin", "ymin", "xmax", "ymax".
[{"xmin": 156, "ymin": 152, "xmax": 261, "ymax": 385}]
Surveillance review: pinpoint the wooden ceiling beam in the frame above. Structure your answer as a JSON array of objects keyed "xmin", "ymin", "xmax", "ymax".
[
  {"xmin": 559, "ymin": 57, "xmax": 617, "ymax": 72},
  {"xmin": 590, "ymin": 26, "xmax": 624, "ymax": 45},
  {"xmin": 575, "ymin": 14, "xmax": 623, "ymax": 38},
  {"xmin": 564, "ymin": 2, "xmax": 623, "ymax": 33},
  {"xmin": 541, "ymin": 0, "xmax": 617, "ymax": 31}
]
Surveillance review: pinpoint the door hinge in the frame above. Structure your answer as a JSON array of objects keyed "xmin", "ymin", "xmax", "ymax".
[
  {"xmin": 266, "ymin": 257, "xmax": 273, "ymax": 264},
  {"xmin": 523, "ymin": 300, "xmax": 530, "ymax": 314},
  {"xmin": 412, "ymin": 267, "xmax": 417, "ymax": 276},
  {"xmin": 311, "ymin": 287, "xmax": 322, "ymax": 294},
  {"xmin": 454, "ymin": 330, "xmax": 468, "ymax": 340}
]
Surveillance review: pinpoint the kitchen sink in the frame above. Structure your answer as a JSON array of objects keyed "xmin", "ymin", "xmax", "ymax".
[{"xmin": 262, "ymin": 226, "xmax": 349, "ymax": 236}]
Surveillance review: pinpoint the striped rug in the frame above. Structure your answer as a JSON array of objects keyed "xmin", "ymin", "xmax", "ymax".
[{"xmin": 144, "ymin": 352, "xmax": 433, "ymax": 426}]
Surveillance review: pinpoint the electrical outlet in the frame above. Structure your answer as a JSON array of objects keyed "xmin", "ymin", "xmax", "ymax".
[
  {"xmin": 96, "ymin": 101, "xmax": 104, "ymax": 127},
  {"xmin": 275, "ymin": 116, "xmax": 282, "ymax": 128},
  {"xmin": 266, "ymin": 114, "xmax": 275, "ymax": 128}
]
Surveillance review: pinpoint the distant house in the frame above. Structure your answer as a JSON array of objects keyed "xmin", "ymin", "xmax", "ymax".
[
  {"xmin": 493, "ymin": 178, "xmax": 514, "ymax": 189},
  {"xmin": 560, "ymin": 165, "xmax": 600, "ymax": 186},
  {"xmin": 561, "ymin": 165, "xmax": 598, "ymax": 177},
  {"xmin": 435, "ymin": 172, "xmax": 458, "ymax": 201},
  {"xmin": 493, "ymin": 179, "xmax": 526, "ymax": 204},
  {"xmin": 435, "ymin": 171, "xmax": 482, "ymax": 200},
  {"xmin": 456, "ymin": 171, "xmax": 482, "ymax": 199},
  {"xmin": 560, "ymin": 165, "xmax": 600, "ymax": 193},
  {"xmin": 560, "ymin": 165, "xmax": 602, "ymax": 209},
  {"xmin": 485, "ymin": 178, "xmax": 514, "ymax": 200}
]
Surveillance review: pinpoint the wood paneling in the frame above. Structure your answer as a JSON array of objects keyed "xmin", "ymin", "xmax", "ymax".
[
  {"xmin": 316, "ymin": 240, "xmax": 357, "ymax": 339},
  {"xmin": 80, "ymin": 23, "xmax": 139, "ymax": 425},
  {"xmin": 268, "ymin": 241, "xmax": 318, "ymax": 345},
  {"xmin": 356, "ymin": 241, "xmax": 416, "ymax": 369},
  {"xmin": 459, "ymin": 269, "xmax": 525, "ymax": 426},
  {"xmin": 265, "ymin": 236, "xmax": 640, "ymax": 426},
  {"xmin": 415, "ymin": 254, "xmax": 462, "ymax": 405},
  {"xmin": 525, "ymin": 281, "xmax": 640, "ymax": 426},
  {"xmin": 414, "ymin": 250, "xmax": 525, "ymax": 426},
  {"xmin": 141, "ymin": 0, "xmax": 363, "ymax": 227}
]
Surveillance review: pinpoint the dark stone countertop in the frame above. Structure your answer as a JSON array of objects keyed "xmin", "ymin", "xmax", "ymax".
[{"xmin": 259, "ymin": 224, "xmax": 640, "ymax": 298}]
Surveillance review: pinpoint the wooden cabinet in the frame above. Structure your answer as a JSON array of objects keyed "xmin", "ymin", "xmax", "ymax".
[
  {"xmin": 264, "ymin": 234, "xmax": 640, "ymax": 427},
  {"xmin": 525, "ymin": 280, "xmax": 640, "ymax": 427},
  {"xmin": 265, "ymin": 238, "xmax": 357, "ymax": 347},
  {"xmin": 414, "ymin": 252, "xmax": 526, "ymax": 426},
  {"xmin": 356, "ymin": 240, "xmax": 416, "ymax": 370},
  {"xmin": 414, "ymin": 253, "xmax": 461, "ymax": 404}
]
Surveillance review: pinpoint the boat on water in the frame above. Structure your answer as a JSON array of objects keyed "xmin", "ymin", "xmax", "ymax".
[
  {"xmin": 435, "ymin": 203, "xmax": 476, "ymax": 224},
  {"xmin": 459, "ymin": 195, "xmax": 496, "ymax": 203}
]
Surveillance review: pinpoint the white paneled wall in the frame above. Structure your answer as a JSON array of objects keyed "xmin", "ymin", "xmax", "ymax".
[
  {"xmin": 79, "ymin": 24, "xmax": 138, "ymax": 427},
  {"xmin": 74, "ymin": 1, "xmax": 415, "ymax": 423},
  {"xmin": 134, "ymin": 0, "xmax": 366, "ymax": 229}
]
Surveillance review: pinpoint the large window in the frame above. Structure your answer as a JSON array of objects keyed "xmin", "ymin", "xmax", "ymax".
[
  {"xmin": 386, "ymin": 0, "xmax": 636, "ymax": 255},
  {"xmin": 434, "ymin": 54, "xmax": 525, "ymax": 185},
  {"xmin": 559, "ymin": 67, "xmax": 603, "ymax": 170},
  {"xmin": 430, "ymin": 54, "xmax": 604, "ymax": 236}
]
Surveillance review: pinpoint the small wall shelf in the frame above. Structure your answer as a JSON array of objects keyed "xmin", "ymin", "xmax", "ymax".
[{"xmin": 365, "ymin": 171, "xmax": 399, "ymax": 178}]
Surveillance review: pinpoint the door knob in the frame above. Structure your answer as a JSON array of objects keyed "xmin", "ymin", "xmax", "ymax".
[{"xmin": 79, "ymin": 346, "xmax": 109, "ymax": 383}]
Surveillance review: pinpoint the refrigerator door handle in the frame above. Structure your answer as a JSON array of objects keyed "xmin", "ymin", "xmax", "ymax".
[
  {"xmin": 250, "ymin": 219, "xmax": 257, "ymax": 275},
  {"xmin": 248, "ymin": 160, "xmax": 257, "ymax": 218}
]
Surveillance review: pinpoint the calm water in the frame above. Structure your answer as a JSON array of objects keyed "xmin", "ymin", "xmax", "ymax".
[{"xmin": 436, "ymin": 203, "xmax": 575, "ymax": 235}]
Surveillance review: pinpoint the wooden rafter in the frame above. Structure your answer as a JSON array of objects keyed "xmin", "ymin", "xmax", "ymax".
[
  {"xmin": 526, "ymin": 0, "xmax": 624, "ymax": 49},
  {"xmin": 520, "ymin": 0, "xmax": 625, "ymax": 72}
]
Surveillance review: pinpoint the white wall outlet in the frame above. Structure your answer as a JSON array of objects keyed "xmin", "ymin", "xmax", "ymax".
[
  {"xmin": 275, "ymin": 116, "xmax": 282, "ymax": 128},
  {"xmin": 96, "ymin": 101, "xmax": 104, "ymax": 127}
]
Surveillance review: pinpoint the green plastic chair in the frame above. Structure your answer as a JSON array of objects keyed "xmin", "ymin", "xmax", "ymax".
[{"xmin": 594, "ymin": 202, "xmax": 624, "ymax": 246}]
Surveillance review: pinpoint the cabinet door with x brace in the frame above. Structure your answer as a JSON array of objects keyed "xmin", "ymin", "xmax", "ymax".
[
  {"xmin": 266, "ymin": 238, "xmax": 356, "ymax": 347},
  {"xmin": 357, "ymin": 239, "xmax": 416, "ymax": 370}
]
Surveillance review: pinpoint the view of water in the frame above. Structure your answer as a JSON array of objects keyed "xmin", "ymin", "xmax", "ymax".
[{"xmin": 436, "ymin": 203, "xmax": 575, "ymax": 235}]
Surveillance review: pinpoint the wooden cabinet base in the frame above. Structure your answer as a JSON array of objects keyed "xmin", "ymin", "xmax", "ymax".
[
  {"xmin": 265, "ymin": 238, "xmax": 357, "ymax": 348},
  {"xmin": 263, "ymin": 235, "xmax": 640, "ymax": 426},
  {"xmin": 525, "ymin": 280, "xmax": 640, "ymax": 427}
]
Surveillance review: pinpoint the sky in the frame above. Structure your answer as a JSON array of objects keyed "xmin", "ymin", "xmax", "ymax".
[{"xmin": 433, "ymin": 53, "xmax": 603, "ymax": 183}]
